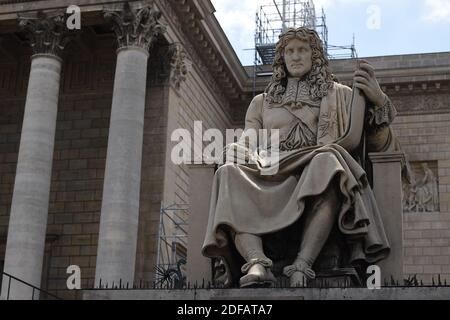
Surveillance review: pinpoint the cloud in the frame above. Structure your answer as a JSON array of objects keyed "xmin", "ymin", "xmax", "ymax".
[
  {"xmin": 211, "ymin": 0, "xmax": 257, "ymax": 51},
  {"xmin": 422, "ymin": 0, "xmax": 450, "ymax": 23}
]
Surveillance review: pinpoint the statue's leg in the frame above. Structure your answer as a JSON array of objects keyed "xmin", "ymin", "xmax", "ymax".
[
  {"xmin": 283, "ymin": 182, "xmax": 340, "ymax": 287},
  {"xmin": 235, "ymin": 233, "xmax": 276, "ymax": 288}
]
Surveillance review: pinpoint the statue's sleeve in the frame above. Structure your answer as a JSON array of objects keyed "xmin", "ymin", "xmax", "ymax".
[
  {"xmin": 222, "ymin": 94, "xmax": 264, "ymax": 163},
  {"xmin": 237, "ymin": 94, "xmax": 264, "ymax": 151},
  {"xmin": 243, "ymin": 94, "xmax": 264, "ymax": 132},
  {"xmin": 364, "ymin": 95, "xmax": 400, "ymax": 152}
]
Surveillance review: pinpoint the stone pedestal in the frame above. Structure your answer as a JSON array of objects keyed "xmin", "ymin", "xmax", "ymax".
[
  {"xmin": 1, "ymin": 13, "xmax": 68, "ymax": 300},
  {"xmin": 82, "ymin": 287, "xmax": 450, "ymax": 300},
  {"xmin": 186, "ymin": 165, "xmax": 216, "ymax": 285},
  {"xmin": 369, "ymin": 152, "xmax": 405, "ymax": 283}
]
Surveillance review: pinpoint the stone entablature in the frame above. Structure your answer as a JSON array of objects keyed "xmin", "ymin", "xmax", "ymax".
[{"xmin": 0, "ymin": 0, "xmax": 246, "ymax": 103}]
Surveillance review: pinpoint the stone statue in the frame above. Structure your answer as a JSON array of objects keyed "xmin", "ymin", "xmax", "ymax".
[{"xmin": 202, "ymin": 27, "xmax": 400, "ymax": 288}]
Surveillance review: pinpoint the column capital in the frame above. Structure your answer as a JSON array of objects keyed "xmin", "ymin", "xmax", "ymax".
[
  {"xmin": 168, "ymin": 43, "xmax": 189, "ymax": 89},
  {"xmin": 104, "ymin": 2, "xmax": 166, "ymax": 53},
  {"xmin": 18, "ymin": 11, "xmax": 70, "ymax": 58}
]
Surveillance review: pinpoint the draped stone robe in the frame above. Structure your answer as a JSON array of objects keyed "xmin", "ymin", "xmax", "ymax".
[{"xmin": 202, "ymin": 78, "xmax": 399, "ymax": 285}]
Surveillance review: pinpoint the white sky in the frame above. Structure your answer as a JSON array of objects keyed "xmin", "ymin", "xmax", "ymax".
[{"xmin": 211, "ymin": 0, "xmax": 450, "ymax": 65}]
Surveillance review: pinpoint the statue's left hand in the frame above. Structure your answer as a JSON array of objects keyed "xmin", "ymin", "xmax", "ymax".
[{"xmin": 353, "ymin": 59, "xmax": 386, "ymax": 107}]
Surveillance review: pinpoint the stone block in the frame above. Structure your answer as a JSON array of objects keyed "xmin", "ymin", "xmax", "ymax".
[
  {"xmin": 69, "ymin": 159, "xmax": 88, "ymax": 170},
  {"xmin": 71, "ymin": 256, "xmax": 90, "ymax": 267},
  {"xmin": 63, "ymin": 224, "xmax": 82, "ymax": 235},
  {"xmin": 405, "ymin": 230, "xmax": 422, "ymax": 239},
  {"xmin": 432, "ymin": 256, "xmax": 450, "ymax": 265},
  {"xmin": 82, "ymin": 223, "xmax": 99, "ymax": 234},
  {"xmin": 413, "ymin": 256, "xmax": 432, "ymax": 265},
  {"xmin": 54, "ymin": 213, "xmax": 73, "ymax": 224},
  {"xmin": 423, "ymin": 265, "xmax": 442, "ymax": 274},
  {"xmin": 405, "ymin": 248, "xmax": 425, "ymax": 256},
  {"xmin": 80, "ymin": 245, "xmax": 97, "ymax": 256},
  {"xmin": 72, "ymin": 235, "xmax": 91, "ymax": 245},
  {"xmin": 73, "ymin": 119, "xmax": 92, "ymax": 129},
  {"xmin": 61, "ymin": 246, "xmax": 80, "ymax": 256},
  {"xmin": 423, "ymin": 247, "xmax": 442, "ymax": 256}
]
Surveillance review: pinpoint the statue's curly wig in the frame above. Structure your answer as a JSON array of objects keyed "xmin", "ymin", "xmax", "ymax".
[{"xmin": 265, "ymin": 27, "xmax": 334, "ymax": 104}]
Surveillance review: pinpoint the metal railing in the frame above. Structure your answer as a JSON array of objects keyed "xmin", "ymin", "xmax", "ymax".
[
  {"xmin": 0, "ymin": 0, "xmax": 46, "ymax": 4},
  {"xmin": 1, "ymin": 270, "xmax": 63, "ymax": 300}
]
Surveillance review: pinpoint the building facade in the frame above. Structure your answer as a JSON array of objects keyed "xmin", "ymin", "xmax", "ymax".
[{"xmin": 0, "ymin": 0, "xmax": 449, "ymax": 299}]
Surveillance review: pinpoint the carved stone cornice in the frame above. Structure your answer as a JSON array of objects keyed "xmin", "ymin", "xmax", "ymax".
[
  {"xmin": 104, "ymin": 2, "xmax": 166, "ymax": 53},
  {"xmin": 168, "ymin": 43, "xmax": 189, "ymax": 90},
  {"xmin": 18, "ymin": 11, "xmax": 70, "ymax": 58},
  {"xmin": 160, "ymin": 0, "xmax": 241, "ymax": 101}
]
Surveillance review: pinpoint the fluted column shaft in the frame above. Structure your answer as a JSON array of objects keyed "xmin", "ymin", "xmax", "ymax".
[
  {"xmin": 1, "ymin": 13, "xmax": 68, "ymax": 300},
  {"xmin": 95, "ymin": 3, "xmax": 165, "ymax": 286}
]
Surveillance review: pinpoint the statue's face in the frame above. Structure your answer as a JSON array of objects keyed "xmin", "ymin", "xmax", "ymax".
[{"xmin": 284, "ymin": 38, "xmax": 313, "ymax": 78}]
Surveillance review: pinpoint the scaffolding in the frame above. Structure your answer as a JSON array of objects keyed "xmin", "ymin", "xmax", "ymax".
[
  {"xmin": 155, "ymin": 203, "xmax": 189, "ymax": 284},
  {"xmin": 254, "ymin": 0, "xmax": 356, "ymax": 66}
]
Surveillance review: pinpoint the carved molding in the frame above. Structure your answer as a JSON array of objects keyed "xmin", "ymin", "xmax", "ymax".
[
  {"xmin": 169, "ymin": 43, "xmax": 189, "ymax": 90},
  {"xmin": 391, "ymin": 91, "xmax": 450, "ymax": 115},
  {"xmin": 104, "ymin": 2, "xmax": 166, "ymax": 53},
  {"xmin": 157, "ymin": 0, "xmax": 231, "ymax": 111},
  {"xmin": 18, "ymin": 11, "xmax": 71, "ymax": 57}
]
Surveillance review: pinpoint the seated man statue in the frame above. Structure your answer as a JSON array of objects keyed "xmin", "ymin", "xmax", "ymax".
[{"xmin": 202, "ymin": 27, "xmax": 399, "ymax": 288}]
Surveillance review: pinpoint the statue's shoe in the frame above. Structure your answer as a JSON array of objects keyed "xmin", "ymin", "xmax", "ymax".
[{"xmin": 239, "ymin": 267, "xmax": 277, "ymax": 288}]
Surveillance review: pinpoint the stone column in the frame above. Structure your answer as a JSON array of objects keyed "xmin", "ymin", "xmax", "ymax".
[
  {"xmin": 369, "ymin": 152, "xmax": 406, "ymax": 284},
  {"xmin": 95, "ymin": 3, "xmax": 165, "ymax": 287},
  {"xmin": 1, "ymin": 13, "xmax": 69, "ymax": 300}
]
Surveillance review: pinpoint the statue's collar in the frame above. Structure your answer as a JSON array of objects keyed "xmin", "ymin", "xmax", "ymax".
[
  {"xmin": 286, "ymin": 77, "xmax": 310, "ymax": 99},
  {"xmin": 266, "ymin": 77, "xmax": 321, "ymax": 109}
]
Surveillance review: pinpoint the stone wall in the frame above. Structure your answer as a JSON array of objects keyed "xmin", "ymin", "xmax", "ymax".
[
  {"xmin": 154, "ymin": 52, "xmax": 234, "ymax": 279},
  {"xmin": 135, "ymin": 84, "xmax": 169, "ymax": 282},
  {"xmin": 45, "ymin": 93, "xmax": 112, "ymax": 298},
  {"xmin": 392, "ymin": 113, "xmax": 450, "ymax": 283}
]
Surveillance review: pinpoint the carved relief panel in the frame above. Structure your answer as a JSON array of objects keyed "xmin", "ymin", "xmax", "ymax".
[{"xmin": 403, "ymin": 161, "xmax": 440, "ymax": 213}]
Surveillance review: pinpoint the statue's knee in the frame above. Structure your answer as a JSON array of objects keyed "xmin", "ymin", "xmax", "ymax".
[
  {"xmin": 311, "ymin": 182, "xmax": 340, "ymax": 211},
  {"xmin": 216, "ymin": 163, "xmax": 238, "ymax": 176},
  {"xmin": 326, "ymin": 182, "xmax": 341, "ymax": 206}
]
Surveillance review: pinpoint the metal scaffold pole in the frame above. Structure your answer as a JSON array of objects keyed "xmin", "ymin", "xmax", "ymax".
[
  {"xmin": 155, "ymin": 203, "xmax": 189, "ymax": 286},
  {"xmin": 254, "ymin": 0, "xmax": 357, "ymax": 68}
]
